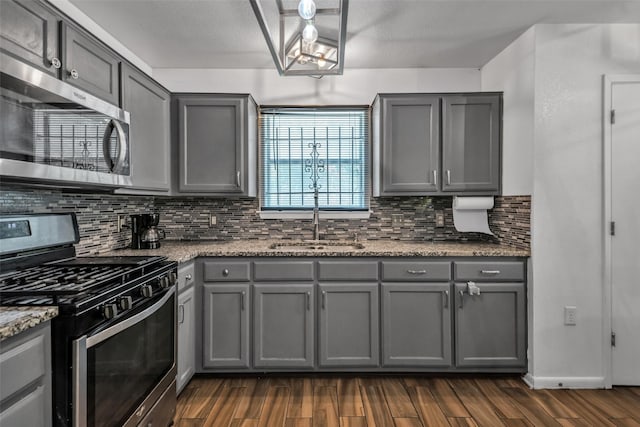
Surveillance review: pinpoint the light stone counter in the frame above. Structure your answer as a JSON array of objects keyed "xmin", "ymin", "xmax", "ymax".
[
  {"xmin": 0, "ymin": 306, "xmax": 58, "ymax": 341},
  {"xmin": 106, "ymin": 240, "xmax": 530, "ymax": 264}
]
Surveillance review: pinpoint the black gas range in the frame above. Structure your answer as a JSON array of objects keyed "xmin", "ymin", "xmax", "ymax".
[{"xmin": 0, "ymin": 213, "xmax": 178, "ymax": 427}]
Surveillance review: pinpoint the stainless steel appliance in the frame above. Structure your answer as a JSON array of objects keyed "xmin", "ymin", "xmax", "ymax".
[
  {"xmin": 0, "ymin": 213, "xmax": 177, "ymax": 427},
  {"xmin": 0, "ymin": 53, "xmax": 132, "ymax": 188}
]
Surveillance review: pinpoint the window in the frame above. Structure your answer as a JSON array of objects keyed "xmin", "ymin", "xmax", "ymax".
[{"xmin": 260, "ymin": 107, "xmax": 369, "ymax": 212}]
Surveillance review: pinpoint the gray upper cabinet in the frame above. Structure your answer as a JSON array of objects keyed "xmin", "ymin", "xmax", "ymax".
[
  {"xmin": 253, "ymin": 284, "xmax": 314, "ymax": 368},
  {"xmin": 442, "ymin": 95, "xmax": 501, "ymax": 193},
  {"xmin": 318, "ymin": 283, "xmax": 379, "ymax": 367},
  {"xmin": 176, "ymin": 95, "xmax": 257, "ymax": 196},
  {"xmin": 454, "ymin": 282, "xmax": 526, "ymax": 368},
  {"xmin": 373, "ymin": 95, "xmax": 440, "ymax": 196},
  {"xmin": 61, "ymin": 23, "xmax": 120, "ymax": 105},
  {"xmin": 0, "ymin": 0, "xmax": 60, "ymax": 76},
  {"xmin": 382, "ymin": 283, "xmax": 452, "ymax": 367},
  {"xmin": 120, "ymin": 65, "xmax": 171, "ymax": 192},
  {"xmin": 373, "ymin": 93, "xmax": 502, "ymax": 196}
]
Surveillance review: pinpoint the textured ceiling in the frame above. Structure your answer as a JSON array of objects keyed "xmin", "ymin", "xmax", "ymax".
[{"xmin": 68, "ymin": 0, "xmax": 640, "ymax": 69}]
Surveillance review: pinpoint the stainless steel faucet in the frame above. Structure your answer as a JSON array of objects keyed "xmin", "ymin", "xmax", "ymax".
[{"xmin": 313, "ymin": 189, "xmax": 320, "ymax": 241}]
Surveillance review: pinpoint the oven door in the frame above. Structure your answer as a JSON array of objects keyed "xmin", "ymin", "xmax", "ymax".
[{"xmin": 72, "ymin": 288, "xmax": 176, "ymax": 427}]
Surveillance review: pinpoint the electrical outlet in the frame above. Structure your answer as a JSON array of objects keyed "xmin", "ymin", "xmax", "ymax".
[
  {"xmin": 117, "ymin": 215, "xmax": 127, "ymax": 233},
  {"xmin": 209, "ymin": 214, "xmax": 217, "ymax": 226},
  {"xmin": 435, "ymin": 210, "xmax": 445, "ymax": 227},
  {"xmin": 564, "ymin": 306, "xmax": 577, "ymax": 325},
  {"xmin": 391, "ymin": 214, "xmax": 403, "ymax": 227}
]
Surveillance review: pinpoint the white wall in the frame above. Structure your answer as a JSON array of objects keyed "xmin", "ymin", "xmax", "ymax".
[
  {"xmin": 481, "ymin": 27, "xmax": 535, "ymax": 197},
  {"xmin": 153, "ymin": 68, "xmax": 481, "ymax": 105}
]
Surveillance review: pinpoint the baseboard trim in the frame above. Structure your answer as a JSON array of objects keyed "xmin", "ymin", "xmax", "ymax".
[{"xmin": 523, "ymin": 374, "xmax": 607, "ymax": 389}]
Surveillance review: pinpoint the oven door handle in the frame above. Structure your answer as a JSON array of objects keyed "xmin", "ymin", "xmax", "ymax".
[
  {"xmin": 86, "ymin": 287, "xmax": 174, "ymax": 348},
  {"xmin": 72, "ymin": 287, "xmax": 174, "ymax": 427}
]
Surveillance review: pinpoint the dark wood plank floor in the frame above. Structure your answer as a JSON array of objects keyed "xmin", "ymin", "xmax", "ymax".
[{"xmin": 174, "ymin": 376, "xmax": 640, "ymax": 427}]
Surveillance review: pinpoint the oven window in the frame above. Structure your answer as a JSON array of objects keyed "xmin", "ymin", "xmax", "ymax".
[{"xmin": 87, "ymin": 294, "xmax": 174, "ymax": 427}]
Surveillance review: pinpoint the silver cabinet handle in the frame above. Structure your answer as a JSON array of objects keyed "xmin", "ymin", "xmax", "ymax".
[
  {"xmin": 306, "ymin": 291, "xmax": 311, "ymax": 310},
  {"xmin": 49, "ymin": 57, "xmax": 61, "ymax": 69},
  {"xmin": 178, "ymin": 304, "xmax": 185, "ymax": 324},
  {"xmin": 407, "ymin": 270, "xmax": 427, "ymax": 275},
  {"xmin": 481, "ymin": 270, "xmax": 501, "ymax": 275},
  {"xmin": 322, "ymin": 291, "xmax": 326, "ymax": 309},
  {"xmin": 69, "ymin": 68, "xmax": 79, "ymax": 79},
  {"xmin": 433, "ymin": 170, "xmax": 437, "ymax": 186},
  {"xmin": 446, "ymin": 170, "xmax": 451, "ymax": 185},
  {"xmin": 241, "ymin": 291, "xmax": 246, "ymax": 310},
  {"xmin": 102, "ymin": 119, "xmax": 127, "ymax": 173},
  {"xmin": 222, "ymin": 268, "xmax": 230, "ymax": 277},
  {"xmin": 236, "ymin": 171, "xmax": 241, "ymax": 187},
  {"xmin": 185, "ymin": 273, "xmax": 192, "ymax": 281},
  {"xmin": 459, "ymin": 290, "xmax": 465, "ymax": 308},
  {"xmin": 443, "ymin": 290, "xmax": 449, "ymax": 309}
]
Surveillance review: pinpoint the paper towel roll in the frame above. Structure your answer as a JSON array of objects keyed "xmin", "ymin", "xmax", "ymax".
[{"xmin": 452, "ymin": 196, "xmax": 494, "ymax": 235}]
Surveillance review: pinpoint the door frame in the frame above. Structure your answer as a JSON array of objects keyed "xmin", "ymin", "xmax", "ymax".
[{"xmin": 602, "ymin": 74, "xmax": 640, "ymax": 388}]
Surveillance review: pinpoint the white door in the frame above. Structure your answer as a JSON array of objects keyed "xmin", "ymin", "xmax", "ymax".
[{"xmin": 611, "ymin": 80, "xmax": 640, "ymax": 385}]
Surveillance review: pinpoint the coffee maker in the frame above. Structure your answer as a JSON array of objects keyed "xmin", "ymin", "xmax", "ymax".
[{"xmin": 130, "ymin": 213, "xmax": 164, "ymax": 249}]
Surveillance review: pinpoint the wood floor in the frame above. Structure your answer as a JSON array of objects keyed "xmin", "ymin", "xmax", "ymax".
[{"xmin": 174, "ymin": 375, "xmax": 640, "ymax": 427}]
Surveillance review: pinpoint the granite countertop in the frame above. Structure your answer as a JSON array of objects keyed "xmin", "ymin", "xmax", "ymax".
[
  {"xmin": 107, "ymin": 240, "xmax": 530, "ymax": 263},
  {"xmin": 0, "ymin": 306, "xmax": 58, "ymax": 341}
]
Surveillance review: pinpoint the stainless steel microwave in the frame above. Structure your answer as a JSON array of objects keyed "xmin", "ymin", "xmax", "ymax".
[{"xmin": 0, "ymin": 53, "xmax": 132, "ymax": 188}]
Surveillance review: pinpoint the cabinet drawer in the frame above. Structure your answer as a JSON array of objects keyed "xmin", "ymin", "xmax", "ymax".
[
  {"xmin": 0, "ymin": 328, "xmax": 46, "ymax": 402},
  {"xmin": 381, "ymin": 261, "xmax": 451, "ymax": 281},
  {"xmin": 0, "ymin": 385, "xmax": 47, "ymax": 427},
  {"xmin": 318, "ymin": 261, "xmax": 378, "ymax": 281},
  {"xmin": 177, "ymin": 262, "xmax": 195, "ymax": 292},
  {"xmin": 254, "ymin": 261, "xmax": 314, "ymax": 281},
  {"xmin": 454, "ymin": 261, "xmax": 525, "ymax": 281},
  {"xmin": 203, "ymin": 261, "xmax": 250, "ymax": 282}
]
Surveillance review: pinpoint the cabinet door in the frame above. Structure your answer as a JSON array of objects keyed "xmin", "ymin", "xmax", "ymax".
[
  {"xmin": 454, "ymin": 282, "xmax": 526, "ymax": 367},
  {"xmin": 442, "ymin": 95, "xmax": 501, "ymax": 193},
  {"xmin": 382, "ymin": 283, "xmax": 452, "ymax": 367},
  {"xmin": 62, "ymin": 24, "xmax": 120, "ymax": 105},
  {"xmin": 202, "ymin": 284, "xmax": 250, "ymax": 369},
  {"xmin": 318, "ymin": 283, "xmax": 379, "ymax": 367},
  {"xmin": 253, "ymin": 284, "xmax": 314, "ymax": 368},
  {"xmin": 177, "ymin": 286, "xmax": 195, "ymax": 393},
  {"xmin": 177, "ymin": 97, "xmax": 246, "ymax": 194},
  {"xmin": 121, "ymin": 65, "xmax": 170, "ymax": 191},
  {"xmin": 380, "ymin": 95, "xmax": 440, "ymax": 195},
  {"xmin": 0, "ymin": 0, "xmax": 60, "ymax": 76}
]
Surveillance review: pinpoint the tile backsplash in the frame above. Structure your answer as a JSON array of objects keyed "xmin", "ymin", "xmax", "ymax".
[{"xmin": 0, "ymin": 184, "xmax": 530, "ymax": 255}]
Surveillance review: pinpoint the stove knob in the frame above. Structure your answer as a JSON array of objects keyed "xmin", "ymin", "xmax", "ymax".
[
  {"xmin": 118, "ymin": 296, "xmax": 133, "ymax": 311},
  {"xmin": 158, "ymin": 276, "xmax": 170, "ymax": 289},
  {"xmin": 170, "ymin": 272, "xmax": 178, "ymax": 285},
  {"xmin": 140, "ymin": 284, "xmax": 154, "ymax": 298},
  {"xmin": 102, "ymin": 303, "xmax": 118, "ymax": 320}
]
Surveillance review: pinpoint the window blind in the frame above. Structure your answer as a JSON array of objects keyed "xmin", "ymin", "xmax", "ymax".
[{"xmin": 260, "ymin": 107, "xmax": 369, "ymax": 210}]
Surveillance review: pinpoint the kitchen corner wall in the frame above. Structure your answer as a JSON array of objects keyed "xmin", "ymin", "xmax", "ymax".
[{"xmin": 0, "ymin": 184, "xmax": 529, "ymax": 255}]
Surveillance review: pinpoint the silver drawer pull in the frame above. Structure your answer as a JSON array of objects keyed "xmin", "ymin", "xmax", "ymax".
[
  {"xmin": 222, "ymin": 268, "xmax": 230, "ymax": 277},
  {"xmin": 241, "ymin": 291, "xmax": 246, "ymax": 310},
  {"xmin": 69, "ymin": 68, "xmax": 79, "ymax": 79},
  {"xmin": 306, "ymin": 292, "xmax": 311, "ymax": 310},
  {"xmin": 481, "ymin": 270, "xmax": 501, "ymax": 275},
  {"xmin": 185, "ymin": 273, "xmax": 192, "ymax": 281},
  {"xmin": 443, "ymin": 290, "xmax": 449, "ymax": 308},
  {"xmin": 433, "ymin": 170, "xmax": 438, "ymax": 186},
  {"xmin": 407, "ymin": 269, "xmax": 427, "ymax": 275},
  {"xmin": 178, "ymin": 304, "xmax": 185, "ymax": 324}
]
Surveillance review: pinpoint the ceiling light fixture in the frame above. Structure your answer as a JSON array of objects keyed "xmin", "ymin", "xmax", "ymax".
[{"xmin": 249, "ymin": 0, "xmax": 349, "ymax": 77}]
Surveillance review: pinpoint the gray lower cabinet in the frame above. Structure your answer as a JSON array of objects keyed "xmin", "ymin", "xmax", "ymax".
[
  {"xmin": 0, "ymin": 322, "xmax": 52, "ymax": 427},
  {"xmin": 0, "ymin": 0, "xmax": 60, "ymax": 76},
  {"xmin": 318, "ymin": 283, "xmax": 379, "ymax": 367},
  {"xmin": 202, "ymin": 284, "xmax": 250, "ymax": 369},
  {"xmin": 175, "ymin": 95, "xmax": 257, "ymax": 196},
  {"xmin": 382, "ymin": 283, "xmax": 452, "ymax": 367},
  {"xmin": 442, "ymin": 95, "xmax": 501, "ymax": 193},
  {"xmin": 454, "ymin": 282, "xmax": 526, "ymax": 367},
  {"xmin": 61, "ymin": 23, "xmax": 121, "ymax": 105},
  {"xmin": 253, "ymin": 284, "xmax": 314, "ymax": 368},
  {"xmin": 177, "ymin": 285, "xmax": 195, "ymax": 393},
  {"xmin": 120, "ymin": 64, "xmax": 171, "ymax": 192}
]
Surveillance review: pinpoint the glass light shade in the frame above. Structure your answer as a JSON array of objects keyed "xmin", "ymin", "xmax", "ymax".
[
  {"xmin": 298, "ymin": 0, "xmax": 316, "ymax": 20},
  {"xmin": 302, "ymin": 23, "xmax": 318, "ymax": 43}
]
